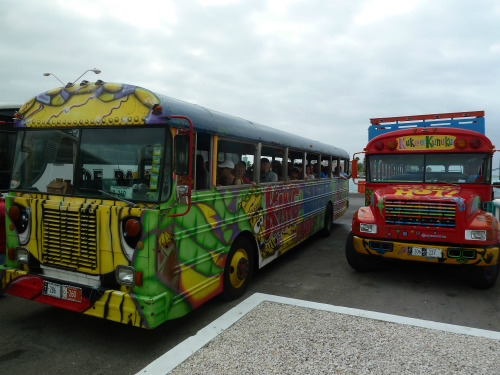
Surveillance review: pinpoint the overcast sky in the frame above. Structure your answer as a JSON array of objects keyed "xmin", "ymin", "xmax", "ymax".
[{"xmin": 1, "ymin": 0, "xmax": 499, "ymax": 166}]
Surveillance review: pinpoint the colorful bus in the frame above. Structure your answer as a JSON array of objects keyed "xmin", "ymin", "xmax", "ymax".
[
  {"xmin": 0, "ymin": 81, "xmax": 349, "ymax": 328},
  {"xmin": 347, "ymin": 111, "xmax": 499, "ymax": 288}
]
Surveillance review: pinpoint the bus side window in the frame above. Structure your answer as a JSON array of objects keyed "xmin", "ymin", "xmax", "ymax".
[
  {"xmin": 261, "ymin": 146, "xmax": 285, "ymax": 183},
  {"xmin": 321, "ymin": 155, "xmax": 331, "ymax": 179},
  {"xmin": 195, "ymin": 133, "xmax": 210, "ymax": 190},
  {"xmin": 216, "ymin": 138, "xmax": 256, "ymax": 186},
  {"xmin": 288, "ymin": 149, "xmax": 305, "ymax": 181}
]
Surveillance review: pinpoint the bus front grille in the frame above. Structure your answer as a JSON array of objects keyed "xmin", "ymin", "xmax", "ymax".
[
  {"xmin": 384, "ymin": 200, "xmax": 456, "ymax": 228},
  {"xmin": 41, "ymin": 207, "xmax": 98, "ymax": 271}
]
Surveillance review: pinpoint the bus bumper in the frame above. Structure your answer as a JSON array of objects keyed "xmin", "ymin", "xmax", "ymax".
[
  {"xmin": 0, "ymin": 268, "xmax": 165, "ymax": 329},
  {"xmin": 352, "ymin": 235, "xmax": 499, "ymax": 266}
]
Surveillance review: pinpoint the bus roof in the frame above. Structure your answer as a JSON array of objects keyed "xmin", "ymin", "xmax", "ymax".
[
  {"xmin": 366, "ymin": 126, "xmax": 493, "ymax": 154},
  {"xmin": 15, "ymin": 82, "xmax": 349, "ymax": 159},
  {"xmin": 368, "ymin": 111, "xmax": 485, "ymax": 140}
]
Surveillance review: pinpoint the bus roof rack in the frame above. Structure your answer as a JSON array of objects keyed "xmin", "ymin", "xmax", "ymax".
[{"xmin": 368, "ymin": 111, "xmax": 485, "ymax": 140}]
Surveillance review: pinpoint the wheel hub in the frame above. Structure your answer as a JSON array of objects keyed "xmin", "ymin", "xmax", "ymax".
[{"xmin": 236, "ymin": 257, "xmax": 249, "ymax": 280}]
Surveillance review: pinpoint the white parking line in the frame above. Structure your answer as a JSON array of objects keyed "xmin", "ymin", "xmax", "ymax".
[{"xmin": 136, "ymin": 292, "xmax": 500, "ymax": 375}]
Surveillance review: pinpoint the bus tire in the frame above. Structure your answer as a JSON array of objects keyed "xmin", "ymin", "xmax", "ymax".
[
  {"xmin": 345, "ymin": 232, "xmax": 380, "ymax": 272},
  {"xmin": 470, "ymin": 251, "xmax": 500, "ymax": 289},
  {"xmin": 221, "ymin": 236, "xmax": 254, "ymax": 301},
  {"xmin": 321, "ymin": 203, "xmax": 333, "ymax": 237}
]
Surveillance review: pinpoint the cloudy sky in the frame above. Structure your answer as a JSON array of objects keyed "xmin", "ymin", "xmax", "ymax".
[{"xmin": 1, "ymin": 0, "xmax": 499, "ymax": 166}]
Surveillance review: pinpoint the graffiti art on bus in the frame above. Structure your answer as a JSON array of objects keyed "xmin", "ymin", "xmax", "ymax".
[
  {"xmin": 3, "ymin": 178, "xmax": 347, "ymax": 328},
  {"xmin": 392, "ymin": 185, "xmax": 460, "ymax": 198},
  {"xmin": 17, "ymin": 83, "xmax": 165, "ymax": 128}
]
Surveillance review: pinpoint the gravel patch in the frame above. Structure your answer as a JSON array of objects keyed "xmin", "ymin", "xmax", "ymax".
[{"xmin": 168, "ymin": 301, "xmax": 500, "ymax": 375}]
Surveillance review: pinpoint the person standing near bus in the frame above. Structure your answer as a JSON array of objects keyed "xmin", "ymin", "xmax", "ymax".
[{"xmin": 260, "ymin": 158, "xmax": 278, "ymax": 183}]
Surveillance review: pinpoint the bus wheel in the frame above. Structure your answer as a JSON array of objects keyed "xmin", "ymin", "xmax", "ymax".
[
  {"xmin": 221, "ymin": 237, "xmax": 254, "ymax": 301},
  {"xmin": 470, "ymin": 253, "xmax": 500, "ymax": 289},
  {"xmin": 321, "ymin": 203, "xmax": 333, "ymax": 237},
  {"xmin": 345, "ymin": 232, "xmax": 380, "ymax": 272}
]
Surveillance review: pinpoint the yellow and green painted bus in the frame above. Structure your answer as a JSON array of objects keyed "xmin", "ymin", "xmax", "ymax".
[{"xmin": 1, "ymin": 81, "xmax": 349, "ymax": 328}]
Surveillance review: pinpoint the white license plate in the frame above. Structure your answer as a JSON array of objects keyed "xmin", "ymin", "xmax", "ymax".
[
  {"xmin": 42, "ymin": 281, "xmax": 82, "ymax": 303},
  {"xmin": 408, "ymin": 246, "xmax": 442, "ymax": 258}
]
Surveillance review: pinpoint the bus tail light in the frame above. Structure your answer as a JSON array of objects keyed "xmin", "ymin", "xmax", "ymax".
[
  {"xmin": 456, "ymin": 138, "xmax": 467, "ymax": 149},
  {"xmin": 386, "ymin": 140, "xmax": 397, "ymax": 150},
  {"xmin": 374, "ymin": 141, "xmax": 384, "ymax": 151},
  {"xmin": 470, "ymin": 138, "xmax": 481, "ymax": 149}
]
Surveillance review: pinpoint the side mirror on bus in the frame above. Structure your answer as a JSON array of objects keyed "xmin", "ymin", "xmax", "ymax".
[
  {"xmin": 174, "ymin": 134, "xmax": 190, "ymax": 176},
  {"xmin": 351, "ymin": 159, "xmax": 358, "ymax": 179}
]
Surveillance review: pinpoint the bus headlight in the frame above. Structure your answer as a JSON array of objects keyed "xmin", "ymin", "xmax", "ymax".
[
  {"xmin": 16, "ymin": 248, "xmax": 30, "ymax": 264},
  {"xmin": 465, "ymin": 230, "xmax": 486, "ymax": 241},
  {"xmin": 116, "ymin": 265, "xmax": 136, "ymax": 286},
  {"xmin": 360, "ymin": 223, "xmax": 377, "ymax": 234}
]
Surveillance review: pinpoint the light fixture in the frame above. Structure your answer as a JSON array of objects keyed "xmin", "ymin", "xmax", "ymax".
[
  {"xmin": 71, "ymin": 68, "xmax": 101, "ymax": 84},
  {"xmin": 456, "ymin": 138, "xmax": 467, "ymax": 149},
  {"xmin": 16, "ymin": 248, "xmax": 30, "ymax": 264},
  {"xmin": 43, "ymin": 72, "xmax": 65, "ymax": 85},
  {"xmin": 465, "ymin": 230, "xmax": 486, "ymax": 241},
  {"xmin": 360, "ymin": 223, "xmax": 377, "ymax": 234},
  {"xmin": 470, "ymin": 138, "xmax": 481, "ymax": 149},
  {"xmin": 115, "ymin": 265, "xmax": 136, "ymax": 286},
  {"xmin": 374, "ymin": 141, "xmax": 384, "ymax": 151}
]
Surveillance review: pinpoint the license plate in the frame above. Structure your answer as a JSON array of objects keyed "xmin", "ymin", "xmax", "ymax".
[
  {"xmin": 408, "ymin": 246, "xmax": 442, "ymax": 258},
  {"xmin": 42, "ymin": 281, "xmax": 82, "ymax": 303}
]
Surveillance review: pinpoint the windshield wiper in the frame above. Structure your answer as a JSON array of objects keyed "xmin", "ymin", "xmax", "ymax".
[{"xmin": 79, "ymin": 187, "xmax": 136, "ymax": 207}]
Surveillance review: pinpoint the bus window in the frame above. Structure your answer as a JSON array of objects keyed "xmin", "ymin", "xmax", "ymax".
[
  {"xmin": 261, "ymin": 146, "xmax": 285, "ymax": 183},
  {"xmin": 288, "ymin": 149, "xmax": 305, "ymax": 180},
  {"xmin": 0, "ymin": 131, "xmax": 15, "ymax": 190},
  {"xmin": 194, "ymin": 133, "xmax": 210, "ymax": 190},
  {"xmin": 217, "ymin": 139, "xmax": 256, "ymax": 186},
  {"xmin": 321, "ymin": 155, "xmax": 332, "ymax": 179},
  {"xmin": 308, "ymin": 153, "xmax": 322, "ymax": 178}
]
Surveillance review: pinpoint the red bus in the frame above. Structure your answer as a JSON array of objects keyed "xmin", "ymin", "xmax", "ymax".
[{"xmin": 347, "ymin": 111, "xmax": 499, "ymax": 288}]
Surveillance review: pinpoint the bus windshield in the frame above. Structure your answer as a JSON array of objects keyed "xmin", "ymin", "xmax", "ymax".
[
  {"xmin": 10, "ymin": 127, "xmax": 170, "ymax": 202},
  {"xmin": 367, "ymin": 153, "xmax": 491, "ymax": 184}
]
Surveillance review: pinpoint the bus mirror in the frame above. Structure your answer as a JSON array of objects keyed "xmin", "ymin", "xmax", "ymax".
[
  {"xmin": 174, "ymin": 134, "xmax": 190, "ymax": 176},
  {"xmin": 352, "ymin": 159, "xmax": 358, "ymax": 179}
]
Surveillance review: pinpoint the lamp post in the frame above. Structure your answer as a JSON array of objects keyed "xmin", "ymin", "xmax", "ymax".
[
  {"xmin": 42, "ymin": 68, "xmax": 102, "ymax": 87},
  {"xmin": 71, "ymin": 68, "xmax": 101, "ymax": 84},
  {"xmin": 42, "ymin": 72, "xmax": 64, "ymax": 85}
]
